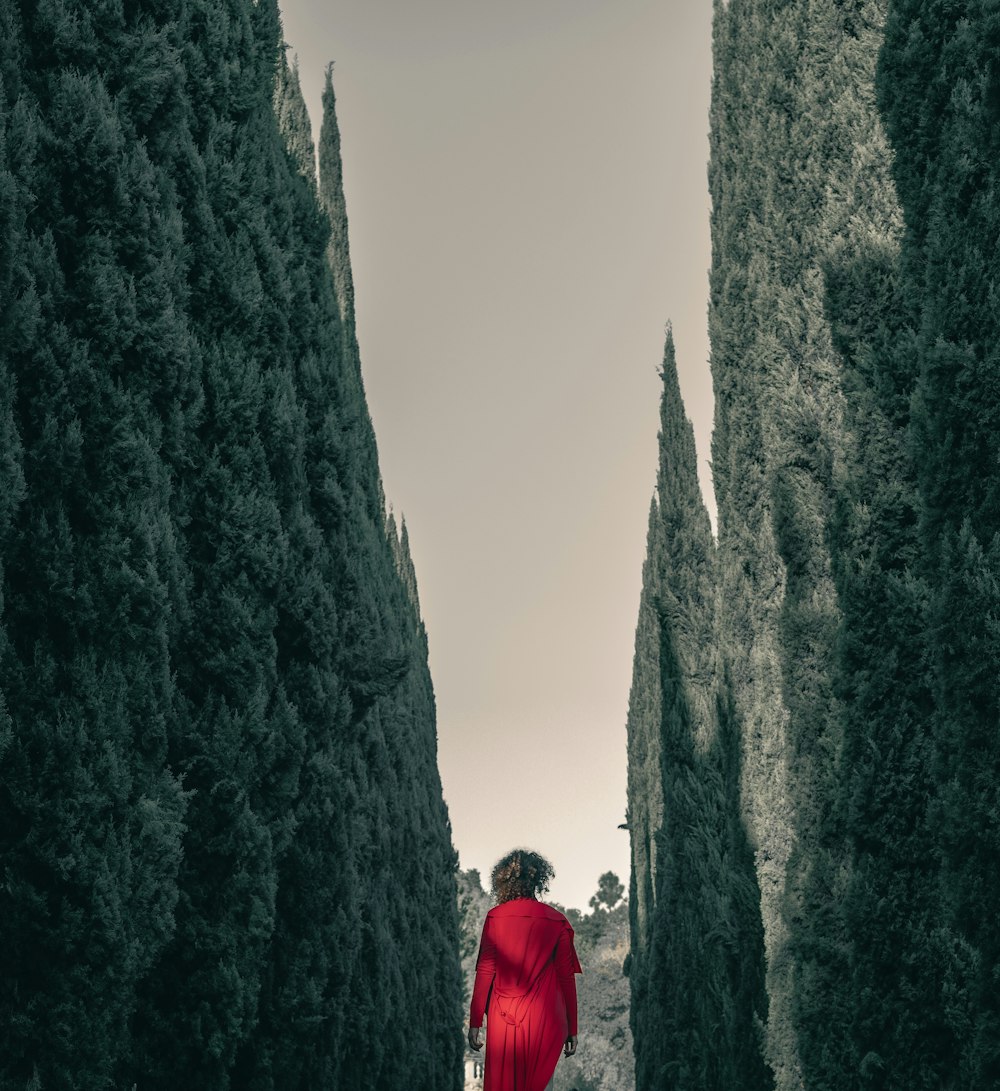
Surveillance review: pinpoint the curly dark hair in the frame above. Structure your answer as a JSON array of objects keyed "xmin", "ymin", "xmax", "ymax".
[{"xmin": 490, "ymin": 848, "xmax": 555, "ymax": 904}]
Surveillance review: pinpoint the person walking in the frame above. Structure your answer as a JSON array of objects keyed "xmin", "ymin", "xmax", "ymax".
[{"xmin": 468, "ymin": 849, "xmax": 582, "ymax": 1091}]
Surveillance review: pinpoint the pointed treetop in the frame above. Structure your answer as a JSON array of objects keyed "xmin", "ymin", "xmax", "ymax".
[
  {"xmin": 655, "ymin": 319, "xmax": 713, "ymax": 545},
  {"xmin": 657, "ymin": 322, "xmax": 698, "ymax": 480},
  {"xmin": 386, "ymin": 513, "xmax": 422, "ymax": 621},
  {"xmin": 396, "ymin": 517, "xmax": 422, "ymax": 621},
  {"xmin": 274, "ymin": 47, "xmax": 317, "ymax": 186},
  {"xmin": 319, "ymin": 59, "xmax": 355, "ymax": 330},
  {"xmin": 658, "ymin": 322, "xmax": 684, "ymax": 428}
]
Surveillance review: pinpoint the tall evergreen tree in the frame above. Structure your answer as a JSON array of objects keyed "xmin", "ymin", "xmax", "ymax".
[
  {"xmin": 0, "ymin": 3, "xmax": 190, "ymax": 1085},
  {"xmin": 625, "ymin": 497, "xmax": 665, "ymax": 1003},
  {"xmin": 275, "ymin": 53, "xmax": 316, "ymax": 187},
  {"xmin": 126, "ymin": 5, "xmax": 318, "ymax": 1082},
  {"xmin": 795, "ymin": 5, "xmax": 952, "ymax": 1086},
  {"xmin": 705, "ymin": 3, "xmax": 925, "ymax": 1085},
  {"xmin": 627, "ymin": 331, "xmax": 769, "ymax": 1091},
  {"xmin": 630, "ymin": 4, "xmax": 1000, "ymax": 1090},
  {"xmin": 319, "ymin": 63, "xmax": 357, "ymax": 339},
  {"xmin": 821, "ymin": 190, "xmax": 944, "ymax": 1090},
  {"xmin": 877, "ymin": 6, "xmax": 1000, "ymax": 1084},
  {"xmin": 0, "ymin": 2, "xmax": 462, "ymax": 1088},
  {"xmin": 707, "ymin": 3, "xmax": 802, "ymax": 1076},
  {"xmin": 227, "ymin": 43, "xmax": 463, "ymax": 1091}
]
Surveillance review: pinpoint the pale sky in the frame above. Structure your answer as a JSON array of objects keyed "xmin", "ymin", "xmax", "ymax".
[{"xmin": 278, "ymin": 0, "xmax": 715, "ymax": 912}]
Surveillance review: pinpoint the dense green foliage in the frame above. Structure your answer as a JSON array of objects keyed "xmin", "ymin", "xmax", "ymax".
[
  {"xmin": 707, "ymin": 2, "xmax": 879, "ymax": 1082},
  {"xmin": 877, "ymin": 6, "xmax": 1000, "ymax": 1084},
  {"xmin": 626, "ymin": 332, "xmax": 769, "ymax": 1091},
  {"xmin": 628, "ymin": 2, "xmax": 1000, "ymax": 1090},
  {"xmin": 0, "ymin": 3, "xmax": 461, "ymax": 1088}
]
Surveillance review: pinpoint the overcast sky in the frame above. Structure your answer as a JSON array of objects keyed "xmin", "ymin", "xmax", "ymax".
[{"xmin": 278, "ymin": 0, "xmax": 715, "ymax": 912}]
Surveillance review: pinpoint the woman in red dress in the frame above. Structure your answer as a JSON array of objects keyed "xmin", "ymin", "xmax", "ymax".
[{"xmin": 468, "ymin": 849, "xmax": 582, "ymax": 1091}]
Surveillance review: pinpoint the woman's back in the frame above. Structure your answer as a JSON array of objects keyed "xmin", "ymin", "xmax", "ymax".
[
  {"xmin": 486, "ymin": 899, "xmax": 573, "ymax": 987},
  {"xmin": 470, "ymin": 897, "xmax": 581, "ymax": 1091}
]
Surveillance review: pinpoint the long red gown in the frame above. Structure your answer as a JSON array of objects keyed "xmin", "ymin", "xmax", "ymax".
[{"xmin": 469, "ymin": 897, "xmax": 583, "ymax": 1091}]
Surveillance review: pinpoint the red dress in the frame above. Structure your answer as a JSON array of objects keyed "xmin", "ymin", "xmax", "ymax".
[{"xmin": 469, "ymin": 898, "xmax": 583, "ymax": 1091}]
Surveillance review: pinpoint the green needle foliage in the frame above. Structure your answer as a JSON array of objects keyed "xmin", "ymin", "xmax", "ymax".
[
  {"xmin": 878, "ymin": 5, "xmax": 1000, "ymax": 1085},
  {"xmin": 628, "ymin": 3, "xmax": 1000, "ymax": 1091},
  {"xmin": 706, "ymin": 2, "xmax": 864, "ymax": 1082},
  {"xmin": 0, "ymin": 3, "xmax": 461, "ymax": 1089},
  {"xmin": 626, "ymin": 331, "xmax": 769, "ymax": 1091}
]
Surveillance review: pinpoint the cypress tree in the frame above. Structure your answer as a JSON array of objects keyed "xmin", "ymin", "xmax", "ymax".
[
  {"xmin": 220, "ymin": 44, "xmax": 358, "ymax": 1089},
  {"xmin": 275, "ymin": 52, "xmax": 316, "ymax": 187},
  {"xmin": 319, "ymin": 63, "xmax": 357, "ymax": 339},
  {"xmin": 383, "ymin": 514, "xmax": 465, "ymax": 1091},
  {"xmin": 625, "ymin": 497, "xmax": 665, "ymax": 1007},
  {"xmin": 797, "ymin": 5, "xmax": 953, "ymax": 1085},
  {"xmin": 627, "ymin": 330, "xmax": 769, "ymax": 1091},
  {"xmin": 630, "ymin": 5, "xmax": 999, "ymax": 1090},
  {"xmin": 877, "ymin": 6, "xmax": 1000, "ymax": 1084},
  {"xmin": 317, "ymin": 66, "xmax": 464, "ymax": 1087},
  {"xmin": 229, "ymin": 53, "xmax": 463, "ymax": 1091},
  {"xmin": 0, "ymin": 2, "xmax": 190, "ymax": 1085},
  {"xmin": 822, "ymin": 205, "xmax": 944, "ymax": 1090},
  {"xmin": 0, "ymin": 2, "xmax": 463, "ymax": 1087},
  {"xmin": 125, "ymin": 4, "xmax": 317, "ymax": 1082},
  {"xmin": 707, "ymin": 3, "xmax": 802, "ymax": 1076},
  {"xmin": 705, "ymin": 3, "xmax": 928, "ymax": 1085}
]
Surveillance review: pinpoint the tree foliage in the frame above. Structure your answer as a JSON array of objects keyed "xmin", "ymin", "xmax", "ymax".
[
  {"xmin": 0, "ymin": 4, "xmax": 461, "ymax": 1088},
  {"xmin": 626, "ymin": 331, "xmax": 769, "ymax": 1091},
  {"xmin": 627, "ymin": 3, "xmax": 1000, "ymax": 1090},
  {"xmin": 877, "ymin": 5, "xmax": 1000, "ymax": 1084}
]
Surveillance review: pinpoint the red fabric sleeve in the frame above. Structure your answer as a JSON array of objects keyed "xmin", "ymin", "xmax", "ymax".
[
  {"xmin": 556, "ymin": 922, "xmax": 582, "ymax": 1036},
  {"xmin": 469, "ymin": 915, "xmax": 496, "ymax": 1028}
]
